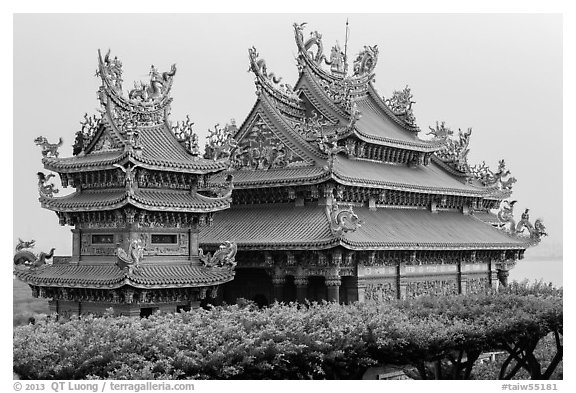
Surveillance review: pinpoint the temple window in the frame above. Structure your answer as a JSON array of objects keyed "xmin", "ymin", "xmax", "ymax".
[
  {"xmin": 91, "ymin": 234, "xmax": 114, "ymax": 244},
  {"xmin": 151, "ymin": 234, "xmax": 178, "ymax": 244}
]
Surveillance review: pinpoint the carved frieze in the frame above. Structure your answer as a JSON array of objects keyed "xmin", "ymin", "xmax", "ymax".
[
  {"xmin": 365, "ymin": 281, "xmax": 397, "ymax": 301},
  {"xmin": 466, "ymin": 277, "xmax": 490, "ymax": 294},
  {"xmin": 406, "ymin": 280, "xmax": 458, "ymax": 297}
]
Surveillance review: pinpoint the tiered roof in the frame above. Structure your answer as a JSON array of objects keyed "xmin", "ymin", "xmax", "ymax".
[
  {"xmin": 202, "ymin": 22, "xmax": 542, "ymax": 252},
  {"xmin": 14, "ymin": 263, "xmax": 234, "ymax": 289},
  {"xmin": 38, "ymin": 49, "xmax": 231, "ymax": 214}
]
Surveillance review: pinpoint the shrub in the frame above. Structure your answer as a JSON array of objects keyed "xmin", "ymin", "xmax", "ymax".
[{"xmin": 13, "ymin": 282, "xmax": 562, "ymax": 380}]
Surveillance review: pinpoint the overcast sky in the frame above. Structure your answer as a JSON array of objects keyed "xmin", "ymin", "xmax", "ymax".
[{"xmin": 13, "ymin": 13, "xmax": 562, "ymax": 258}]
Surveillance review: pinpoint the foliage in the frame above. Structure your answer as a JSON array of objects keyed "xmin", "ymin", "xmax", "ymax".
[{"xmin": 13, "ymin": 282, "xmax": 562, "ymax": 380}]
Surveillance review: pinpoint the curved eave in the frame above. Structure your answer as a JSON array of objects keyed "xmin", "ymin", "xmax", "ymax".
[
  {"xmin": 202, "ymin": 239, "xmax": 340, "ymax": 251},
  {"xmin": 15, "ymin": 267, "xmax": 235, "ymax": 290},
  {"xmin": 210, "ymin": 166, "xmax": 330, "ymax": 189},
  {"xmin": 129, "ymin": 153, "xmax": 229, "ymax": 174},
  {"xmin": 42, "ymin": 151, "xmax": 128, "ymax": 173},
  {"xmin": 338, "ymin": 240, "xmax": 528, "ymax": 251},
  {"xmin": 353, "ymin": 128, "xmax": 442, "ymax": 152},
  {"xmin": 330, "ymin": 168, "xmax": 488, "ymax": 197},
  {"xmin": 39, "ymin": 190, "xmax": 231, "ymax": 213}
]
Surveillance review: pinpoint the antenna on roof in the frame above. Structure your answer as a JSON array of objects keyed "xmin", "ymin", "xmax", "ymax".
[{"xmin": 344, "ymin": 18, "xmax": 350, "ymax": 74}]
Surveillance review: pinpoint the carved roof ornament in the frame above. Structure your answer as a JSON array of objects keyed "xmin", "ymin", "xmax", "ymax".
[
  {"xmin": 427, "ymin": 121, "xmax": 453, "ymax": 140},
  {"xmin": 128, "ymin": 64, "xmax": 177, "ymax": 104},
  {"xmin": 248, "ymin": 46, "xmax": 299, "ymax": 100},
  {"xmin": 385, "ymin": 85, "xmax": 418, "ymax": 128},
  {"xmin": 35, "ymin": 136, "xmax": 63, "ymax": 158},
  {"xmin": 96, "ymin": 49, "xmax": 177, "ymax": 131},
  {"xmin": 352, "ymin": 45, "xmax": 379, "ymax": 77},
  {"xmin": 199, "ymin": 241, "xmax": 237, "ymax": 269},
  {"xmin": 294, "ymin": 23, "xmax": 327, "ymax": 66},
  {"xmin": 207, "ymin": 174, "xmax": 235, "ymax": 198},
  {"xmin": 496, "ymin": 202, "xmax": 547, "ymax": 246},
  {"xmin": 204, "ymin": 122, "xmax": 239, "ymax": 163},
  {"xmin": 14, "ymin": 240, "xmax": 55, "ymax": 270},
  {"xmin": 171, "ymin": 115, "xmax": 200, "ymax": 157},
  {"xmin": 37, "ymin": 172, "xmax": 59, "ymax": 198},
  {"xmin": 73, "ymin": 113, "xmax": 101, "ymax": 156},
  {"xmin": 96, "ymin": 49, "xmax": 123, "ymax": 92},
  {"xmin": 326, "ymin": 203, "xmax": 362, "ymax": 237},
  {"xmin": 116, "ymin": 239, "xmax": 144, "ymax": 273},
  {"xmin": 327, "ymin": 42, "xmax": 347, "ymax": 75},
  {"xmin": 434, "ymin": 124, "xmax": 472, "ymax": 173},
  {"xmin": 470, "ymin": 159, "xmax": 517, "ymax": 191},
  {"xmin": 113, "ymin": 163, "xmax": 139, "ymax": 195}
]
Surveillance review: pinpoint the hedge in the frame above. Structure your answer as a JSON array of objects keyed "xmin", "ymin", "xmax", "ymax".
[{"xmin": 13, "ymin": 282, "xmax": 562, "ymax": 380}]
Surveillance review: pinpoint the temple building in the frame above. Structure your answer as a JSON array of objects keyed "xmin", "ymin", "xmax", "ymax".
[
  {"xmin": 198, "ymin": 23, "xmax": 547, "ymax": 305},
  {"xmin": 14, "ymin": 24, "xmax": 548, "ymax": 314},
  {"xmin": 14, "ymin": 50, "xmax": 238, "ymax": 317}
]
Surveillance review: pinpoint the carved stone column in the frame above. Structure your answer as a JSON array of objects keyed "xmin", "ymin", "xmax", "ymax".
[
  {"xmin": 294, "ymin": 276, "xmax": 309, "ymax": 303},
  {"xmin": 398, "ymin": 261, "xmax": 408, "ymax": 300},
  {"xmin": 496, "ymin": 259, "xmax": 516, "ymax": 288},
  {"xmin": 325, "ymin": 275, "xmax": 341, "ymax": 303},
  {"xmin": 271, "ymin": 276, "xmax": 286, "ymax": 302}
]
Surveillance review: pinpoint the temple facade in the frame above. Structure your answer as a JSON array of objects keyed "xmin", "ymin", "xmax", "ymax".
[
  {"xmin": 198, "ymin": 23, "xmax": 547, "ymax": 306},
  {"xmin": 14, "ymin": 50, "xmax": 238, "ymax": 317}
]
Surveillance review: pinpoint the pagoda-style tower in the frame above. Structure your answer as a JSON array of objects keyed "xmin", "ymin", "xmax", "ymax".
[
  {"xmin": 199, "ymin": 23, "xmax": 547, "ymax": 305},
  {"xmin": 14, "ymin": 50, "xmax": 237, "ymax": 317}
]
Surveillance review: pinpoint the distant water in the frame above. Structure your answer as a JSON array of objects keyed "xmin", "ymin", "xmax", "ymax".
[{"xmin": 508, "ymin": 257, "xmax": 563, "ymax": 288}]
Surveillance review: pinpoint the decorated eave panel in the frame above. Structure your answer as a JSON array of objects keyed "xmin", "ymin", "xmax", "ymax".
[
  {"xmin": 14, "ymin": 264, "xmax": 235, "ymax": 290},
  {"xmin": 331, "ymin": 155, "xmax": 500, "ymax": 197},
  {"xmin": 39, "ymin": 188, "xmax": 231, "ymax": 213},
  {"xmin": 209, "ymin": 166, "xmax": 329, "ymax": 189}
]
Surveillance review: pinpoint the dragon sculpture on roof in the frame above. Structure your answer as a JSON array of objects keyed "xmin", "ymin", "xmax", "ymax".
[
  {"xmin": 199, "ymin": 241, "xmax": 238, "ymax": 269},
  {"xmin": 14, "ymin": 239, "xmax": 55, "ymax": 270}
]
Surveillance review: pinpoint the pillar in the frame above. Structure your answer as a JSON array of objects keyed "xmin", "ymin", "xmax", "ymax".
[
  {"xmin": 271, "ymin": 276, "xmax": 286, "ymax": 302},
  {"xmin": 189, "ymin": 229, "xmax": 199, "ymax": 257},
  {"xmin": 356, "ymin": 279, "xmax": 367, "ymax": 303},
  {"xmin": 294, "ymin": 276, "xmax": 309, "ymax": 302},
  {"xmin": 398, "ymin": 261, "xmax": 408, "ymax": 300},
  {"xmin": 325, "ymin": 276, "xmax": 341, "ymax": 303},
  {"xmin": 497, "ymin": 269, "xmax": 510, "ymax": 287}
]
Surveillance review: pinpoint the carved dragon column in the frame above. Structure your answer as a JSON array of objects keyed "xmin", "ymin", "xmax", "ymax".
[
  {"xmin": 495, "ymin": 251, "xmax": 516, "ymax": 287},
  {"xmin": 268, "ymin": 256, "xmax": 286, "ymax": 302},
  {"xmin": 294, "ymin": 265, "xmax": 309, "ymax": 303},
  {"xmin": 326, "ymin": 250, "xmax": 342, "ymax": 303},
  {"xmin": 325, "ymin": 272, "xmax": 341, "ymax": 303}
]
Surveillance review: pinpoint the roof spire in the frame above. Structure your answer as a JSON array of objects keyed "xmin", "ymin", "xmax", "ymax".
[{"xmin": 344, "ymin": 18, "xmax": 350, "ymax": 75}]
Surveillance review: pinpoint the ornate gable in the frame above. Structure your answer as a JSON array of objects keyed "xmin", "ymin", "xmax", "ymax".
[
  {"xmin": 86, "ymin": 123, "xmax": 123, "ymax": 154},
  {"xmin": 232, "ymin": 114, "xmax": 308, "ymax": 170}
]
